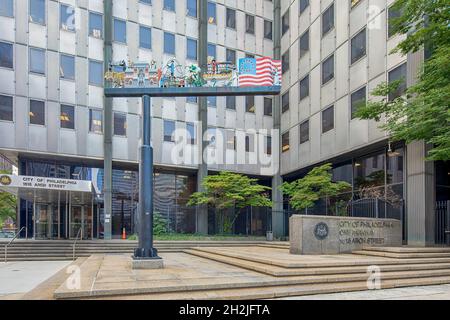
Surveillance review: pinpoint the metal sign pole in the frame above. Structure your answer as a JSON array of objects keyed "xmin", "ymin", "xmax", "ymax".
[{"xmin": 134, "ymin": 95, "xmax": 159, "ymax": 260}]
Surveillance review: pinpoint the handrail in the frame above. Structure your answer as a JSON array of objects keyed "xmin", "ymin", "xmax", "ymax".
[
  {"xmin": 4, "ymin": 226, "xmax": 26, "ymax": 263},
  {"xmin": 72, "ymin": 228, "xmax": 83, "ymax": 261}
]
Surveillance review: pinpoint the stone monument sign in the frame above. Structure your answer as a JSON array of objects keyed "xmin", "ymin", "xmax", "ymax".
[{"xmin": 289, "ymin": 215, "xmax": 402, "ymax": 255}]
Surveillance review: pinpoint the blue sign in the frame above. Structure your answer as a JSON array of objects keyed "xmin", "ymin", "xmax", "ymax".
[{"xmin": 239, "ymin": 58, "xmax": 256, "ymax": 75}]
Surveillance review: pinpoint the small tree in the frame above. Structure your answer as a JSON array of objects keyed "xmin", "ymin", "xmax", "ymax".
[
  {"xmin": 280, "ymin": 163, "xmax": 351, "ymax": 211},
  {"xmin": 0, "ymin": 170, "xmax": 16, "ymax": 227},
  {"xmin": 187, "ymin": 171, "xmax": 272, "ymax": 234}
]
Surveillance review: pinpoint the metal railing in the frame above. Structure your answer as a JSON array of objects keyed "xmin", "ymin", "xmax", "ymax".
[
  {"xmin": 4, "ymin": 226, "xmax": 27, "ymax": 263},
  {"xmin": 72, "ymin": 228, "xmax": 83, "ymax": 261},
  {"xmin": 436, "ymin": 200, "xmax": 450, "ymax": 245}
]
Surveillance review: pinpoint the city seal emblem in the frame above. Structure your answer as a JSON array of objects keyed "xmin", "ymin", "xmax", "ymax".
[
  {"xmin": 314, "ymin": 222, "xmax": 329, "ymax": 240},
  {"xmin": 0, "ymin": 175, "xmax": 12, "ymax": 186}
]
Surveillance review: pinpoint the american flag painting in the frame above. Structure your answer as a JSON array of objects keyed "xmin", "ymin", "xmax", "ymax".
[{"xmin": 238, "ymin": 57, "xmax": 282, "ymax": 87}]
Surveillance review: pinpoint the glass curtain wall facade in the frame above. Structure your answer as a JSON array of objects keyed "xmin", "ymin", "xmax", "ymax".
[{"xmin": 284, "ymin": 145, "xmax": 405, "ymax": 221}]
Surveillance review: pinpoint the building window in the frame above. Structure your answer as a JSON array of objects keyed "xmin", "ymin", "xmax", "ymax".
[
  {"xmin": 186, "ymin": 0, "xmax": 197, "ymax": 18},
  {"xmin": 60, "ymin": 105, "xmax": 74, "ymax": 129},
  {"xmin": 226, "ymin": 8, "xmax": 236, "ymax": 29},
  {"xmin": 113, "ymin": 112, "xmax": 127, "ymax": 136},
  {"xmin": 322, "ymin": 3, "xmax": 334, "ymax": 36},
  {"xmin": 89, "ymin": 12, "xmax": 103, "ymax": 38},
  {"xmin": 60, "ymin": 4, "xmax": 75, "ymax": 31},
  {"xmin": 282, "ymin": 132, "xmax": 290, "ymax": 153},
  {"xmin": 60, "ymin": 54, "xmax": 75, "ymax": 80},
  {"xmin": 0, "ymin": 41, "xmax": 13, "ymax": 69},
  {"xmin": 139, "ymin": 26, "xmax": 152, "ymax": 49},
  {"xmin": 140, "ymin": 0, "xmax": 152, "ymax": 5},
  {"xmin": 246, "ymin": 53, "xmax": 255, "ymax": 59},
  {"xmin": 226, "ymin": 96, "xmax": 236, "ymax": 110},
  {"xmin": 351, "ymin": 28, "xmax": 366, "ymax": 64},
  {"xmin": 208, "ymin": 2, "xmax": 216, "ymax": 24},
  {"xmin": 245, "ymin": 135, "xmax": 254, "ymax": 152},
  {"xmin": 29, "ymin": 47, "xmax": 45, "ymax": 75},
  {"xmin": 89, "ymin": 60, "xmax": 103, "ymax": 86},
  {"xmin": 226, "ymin": 130, "xmax": 236, "ymax": 150},
  {"xmin": 299, "ymin": 29, "xmax": 309, "ymax": 58},
  {"xmin": 164, "ymin": 0, "xmax": 175, "ymax": 11},
  {"xmin": 226, "ymin": 49, "xmax": 236, "ymax": 63},
  {"xmin": 114, "ymin": 19, "xmax": 126, "ymax": 43},
  {"xmin": 186, "ymin": 38, "xmax": 197, "ymax": 60},
  {"xmin": 0, "ymin": 0, "xmax": 13, "ymax": 17},
  {"xmin": 266, "ymin": 136, "xmax": 272, "ymax": 155},
  {"xmin": 186, "ymin": 96, "xmax": 197, "ymax": 104},
  {"xmin": 351, "ymin": 86, "xmax": 366, "ymax": 119},
  {"xmin": 207, "ymin": 43, "xmax": 216, "ymax": 59},
  {"xmin": 0, "ymin": 95, "xmax": 13, "ymax": 122},
  {"xmin": 187, "ymin": 122, "xmax": 195, "ymax": 145},
  {"xmin": 322, "ymin": 54, "xmax": 334, "ymax": 84},
  {"xmin": 282, "ymin": 50, "xmax": 289, "ymax": 74},
  {"xmin": 322, "ymin": 106, "xmax": 334, "ymax": 133},
  {"xmin": 207, "ymin": 96, "xmax": 216, "ymax": 108},
  {"xmin": 264, "ymin": 98, "xmax": 272, "ymax": 116},
  {"xmin": 29, "ymin": 100, "xmax": 45, "ymax": 125},
  {"xmin": 164, "ymin": 120, "xmax": 175, "ymax": 142},
  {"xmin": 282, "ymin": 9, "xmax": 289, "ymax": 35},
  {"xmin": 246, "ymin": 96, "xmax": 255, "ymax": 113},
  {"xmin": 264, "ymin": 20, "xmax": 272, "ymax": 40},
  {"xmin": 89, "ymin": 109, "xmax": 103, "ymax": 134},
  {"xmin": 246, "ymin": 14, "xmax": 255, "ymax": 34},
  {"xmin": 299, "ymin": 74, "xmax": 309, "ymax": 100},
  {"xmin": 282, "ymin": 91, "xmax": 289, "ymax": 113},
  {"xmin": 300, "ymin": 0, "xmax": 309, "ymax": 14},
  {"xmin": 300, "ymin": 120, "xmax": 309, "ymax": 144},
  {"xmin": 29, "ymin": 0, "xmax": 45, "ymax": 25},
  {"xmin": 388, "ymin": 5, "xmax": 402, "ymax": 38},
  {"xmin": 388, "ymin": 63, "xmax": 407, "ymax": 101},
  {"xmin": 164, "ymin": 32, "xmax": 175, "ymax": 55}
]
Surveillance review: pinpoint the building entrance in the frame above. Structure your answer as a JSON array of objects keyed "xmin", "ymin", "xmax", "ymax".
[{"xmin": 0, "ymin": 174, "xmax": 98, "ymax": 240}]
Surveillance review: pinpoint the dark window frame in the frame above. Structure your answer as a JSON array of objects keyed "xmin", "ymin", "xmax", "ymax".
[{"xmin": 322, "ymin": 105, "xmax": 335, "ymax": 133}]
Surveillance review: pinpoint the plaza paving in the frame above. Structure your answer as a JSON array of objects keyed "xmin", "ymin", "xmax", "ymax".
[
  {"xmin": 0, "ymin": 260, "xmax": 71, "ymax": 299},
  {"xmin": 1, "ymin": 245, "xmax": 450, "ymax": 300}
]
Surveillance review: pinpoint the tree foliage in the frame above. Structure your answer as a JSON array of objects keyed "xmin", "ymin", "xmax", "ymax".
[
  {"xmin": 0, "ymin": 170, "xmax": 16, "ymax": 225},
  {"xmin": 354, "ymin": 0, "xmax": 450, "ymax": 161},
  {"xmin": 187, "ymin": 171, "xmax": 272, "ymax": 233},
  {"xmin": 187, "ymin": 171, "xmax": 272, "ymax": 209},
  {"xmin": 280, "ymin": 163, "xmax": 351, "ymax": 210}
]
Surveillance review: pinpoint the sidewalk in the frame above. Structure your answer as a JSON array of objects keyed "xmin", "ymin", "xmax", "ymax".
[
  {"xmin": 0, "ymin": 261, "xmax": 71, "ymax": 300},
  {"xmin": 278, "ymin": 284, "xmax": 450, "ymax": 300}
]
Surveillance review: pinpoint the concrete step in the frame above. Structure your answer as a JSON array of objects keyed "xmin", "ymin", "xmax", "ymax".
[
  {"xmin": 187, "ymin": 247, "xmax": 450, "ymax": 268},
  {"xmin": 94, "ymin": 276, "xmax": 450, "ymax": 300},
  {"xmin": 362, "ymin": 246, "xmax": 450, "ymax": 253},
  {"xmin": 184, "ymin": 249, "xmax": 450, "ymax": 277},
  {"xmin": 353, "ymin": 250, "xmax": 450, "ymax": 259},
  {"xmin": 55, "ymin": 265, "xmax": 450, "ymax": 299}
]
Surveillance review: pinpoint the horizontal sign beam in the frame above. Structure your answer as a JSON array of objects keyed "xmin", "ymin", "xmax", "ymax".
[{"xmin": 104, "ymin": 86, "xmax": 281, "ymax": 98}]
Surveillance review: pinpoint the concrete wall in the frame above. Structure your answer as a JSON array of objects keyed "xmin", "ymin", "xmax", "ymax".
[
  {"xmin": 0, "ymin": 0, "xmax": 275, "ymax": 176},
  {"xmin": 279, "ymin": 0, "xmax": 406, "ymax": 176}
]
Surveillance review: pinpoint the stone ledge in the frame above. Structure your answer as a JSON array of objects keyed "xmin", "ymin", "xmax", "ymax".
[{"xmin": 131, "ymin": 258, "xmax": 164, "ymax": 270}]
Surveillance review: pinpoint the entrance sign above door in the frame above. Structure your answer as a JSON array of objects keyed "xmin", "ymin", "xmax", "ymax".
[{"xmin": 0, "ymin": 174, "xmax": 92, "ymax": 192}]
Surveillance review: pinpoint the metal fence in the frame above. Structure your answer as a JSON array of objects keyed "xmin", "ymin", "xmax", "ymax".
[{"xmin": 436, "ymin": 201, "xmax": 450, "ymax": 245}]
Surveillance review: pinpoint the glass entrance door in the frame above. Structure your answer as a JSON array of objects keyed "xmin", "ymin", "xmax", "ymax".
[
  {"xmin": 69, "ymin": 206, "xmax": 93, "ymax": 239},
  {"xmin": 70, "ymin": 206, "xmax": 82, "ymax": 239},
  {"xmin": 35, "ymin": 204, "xmax": 50, "ymax": 239}
]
